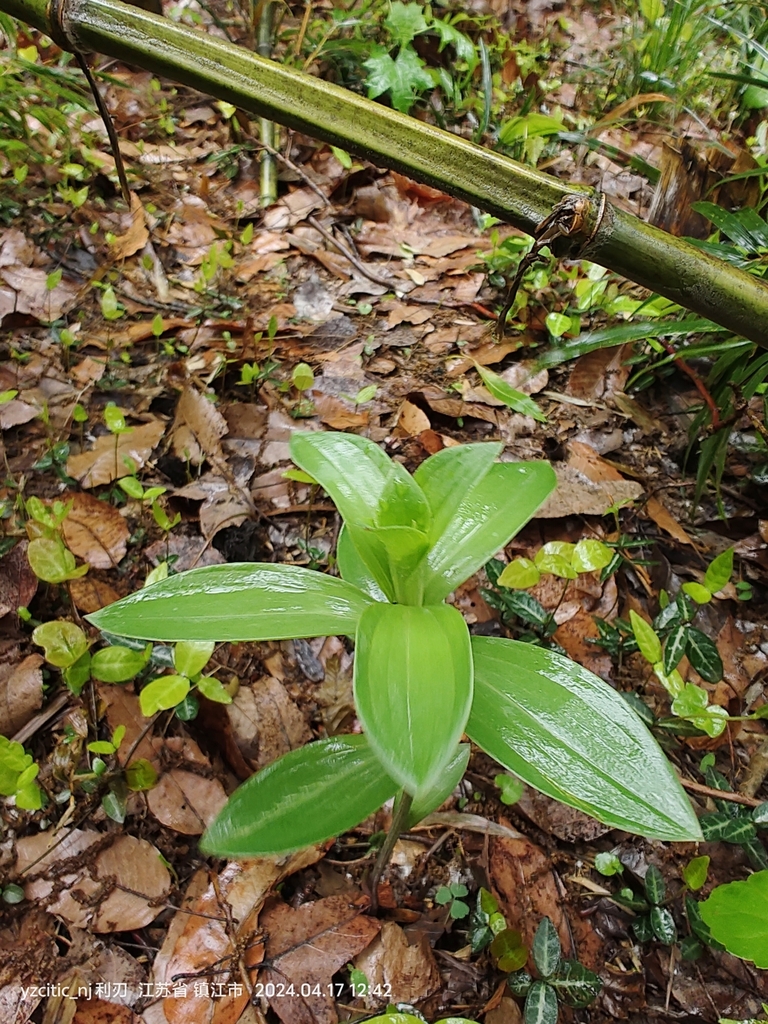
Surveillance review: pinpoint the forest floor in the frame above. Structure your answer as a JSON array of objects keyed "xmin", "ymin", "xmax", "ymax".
[{"xmin": 2, "ymin": 0, "xmax": 768, "ymax": 1022}]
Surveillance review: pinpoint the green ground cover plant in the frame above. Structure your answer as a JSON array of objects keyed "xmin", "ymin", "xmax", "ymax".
[{"xmin": 87, "ymin": 431, "xmax": 702, "ymax": 859}]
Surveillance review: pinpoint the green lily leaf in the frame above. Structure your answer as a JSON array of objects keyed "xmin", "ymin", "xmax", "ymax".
[
  {"xmin": 421, "ymin": 462, "xmax": 557, "ymax": 604},
  {"xmin": 407, "ymin": 743, "xmax": 470, "ymax": 827},
  {"xmin": 201, "ymin": 735, "xmax": 399, "ymax": 857},
  {"xmin": 414, "ymin": 441, "xmax": 500, "ymax": 541},
  {"xmin": 467, "ymin": 636, "xmax": 703, "ymax": 841},
  {"xmin": 86, "ymin": 564, "xmax": 373, "ymax": 642},
  {"xmin": 355, "ymin": 603, "xmax": 473, "ymax": 793},
  {"xmin": 336, "ymin": 525, "xmax": 389, "ymax": 602}
]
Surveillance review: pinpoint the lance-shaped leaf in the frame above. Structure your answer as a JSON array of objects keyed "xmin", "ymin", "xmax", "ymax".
[
  {"xmin": 290, "ymin": 431, "xmax": 431, "ymax": 599},
  {"xmin": 406, "ymin": 743, "xmax": 470, "ymax": 827},
  {"xmin": 355, "ymin": 603, "xmax": 473, "ymax": 794},
  {"xmin": 420, "ymin": 462, "xmax": 557, "ymax": 603},
  {"xmin": 414, "ymin": 442, "xmax": 502, "ymax": 540},
  {"xmin": 467, "ymin": 636, "xmax": 702, "ymax": 842},
  {"xmin": 87, "ymin": 564, "xmax": 373, "ymax": 642},
  {"xmin": 337, "ymin": 524, "xmax": 389, "ymax": 602},
  {"xmin": 201, "ymin": 735, "xmax": 399, "ymax": 856}
]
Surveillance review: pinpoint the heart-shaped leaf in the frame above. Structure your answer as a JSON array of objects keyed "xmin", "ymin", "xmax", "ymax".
[
  {"xmin": 87, "ymin": 564, "xmax": 373, "ymax": 642},
  {"xmin": 201, "ymin": 734, "xmax": 399, "ymax": 857},
  {"xmin": 467, "ymin": 636, "xmax": 702, "ymax": 841},
  {"xmin": 355, "ymin": 603, "xmax": 473, "ymax": 793}
]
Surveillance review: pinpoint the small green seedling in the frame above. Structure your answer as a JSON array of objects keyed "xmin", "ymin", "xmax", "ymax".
[
  {"xmin": 0, "ymin": 736, "xmax": 43, "ymax": 810},
  {"xmin": 26, "ymin": 497, "xmax": 89, "ymax": 586},
  {"xmin": 139, "ymin": 640, "xmax": 232, "ymax": 720},
  {"xmin": 88, "ymin": 432, "xmax": 702, "ymax": 859},
  {"xmin": 507, "ymin": 917, "xmax": 602, "ymax": 1023},
  {"xmin": 468, "ymin": 888, "xmax": 527, "ymax": 972},
  {"xmin": 613, "ymin": 864, "xmax": 677, "ymax": 946},
  {"xmin": 434, "ymin": 882, "xmax": 470, "ymax": 920}
]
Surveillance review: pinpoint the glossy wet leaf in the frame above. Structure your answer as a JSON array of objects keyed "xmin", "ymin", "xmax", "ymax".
[
  {"xmin": 497, "ymin": 557, "xmax": 540, "ymax": 589},
  {"xmin": 644, "ymin": 865, "xmax": 665, "ymax": 905},
  {"xmin": 201, "ymin": 735, "xmax": 399, "ymax": 856},
  {"xmin": 32, "ymin": 620, "xmax": 89, "ymax": 668},
  {"xmin": 571, "ymin": 539, "xmax": 613, "ymax": 573},
  {"xmin": 548, "ymin": 960, "xmax": 602, "ymax": 1007},
  {"xmin": 414, "ymin": 441, "xmax": 500, "ymax": 542},
  {"xmin": 91, "ymin": 644, "xmax": 151, "ymax": 683},
  {"xmin": 650, "ymin": 906, "xmax": 677, "ymax": 944},
  {"xmin": 685, "ymin": 628, "xmax": 723, "ymax": 683},
  {"xmin": 407, "ymin": 744, "xmax": 470, "ymax": 827},
  {"xmin": 174, "ymin": 640, "xmax": 215, "ymax": 678},
  {"xmin": 421, "ymin": 461, "xmax": 557, "ymax": 604},
  {"xmin": 336, "ymin": 525, "xmax": 389, "ymax": 602},
  {"xmin": 508, "ymin": 971, "xmax": 533, "ymax": 997},
  {"xmin": 531, "ymin": 917, "xmax": 560, "ymax": 978},
  {"xmin": 467, "ymin": 637, "xmax": 703, "ymax": 841},
  {"xmin": 524, "ymin": 981, "xmax": 558, "ymax": 1024},
  {"xmin": 682, "ymin": 581, "xmax": 712, "ymax": 604},
  {"xmin": 663, "ymin": 624, "xmax": 687, "ymax": 674},
  {"xmin": 87, "ymin": 563, "xmax": 373, "ymax": 642},
  {"xmin": 354, "ymin": 603, "xmax": 472, "ymax": 793},
  {"xmin": 125, "ymin": 758, "xmax": 158, "ymax": 791},
  {"xmin": 139, "ymin": 675, "xmax": 190, "ymax": 715},
  {"xmin": 197, "ymin": 676, "xmax": 232, "ymax": 703}
]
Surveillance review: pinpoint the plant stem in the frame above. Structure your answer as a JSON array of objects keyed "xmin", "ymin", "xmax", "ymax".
[{"xmin": 369, "ymin": 790, "xmax": 413, "ymax": 911}]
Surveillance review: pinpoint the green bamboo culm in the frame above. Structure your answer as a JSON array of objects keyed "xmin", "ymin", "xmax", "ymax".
[{"xmin": 5, "ymin": 0, "xmax": 768, "ymax": 347}]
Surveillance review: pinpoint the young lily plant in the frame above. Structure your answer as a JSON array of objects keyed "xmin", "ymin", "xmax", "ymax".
[{"xmin": 88, "ymin": 432, "xmax": 702, "ymax": 857}]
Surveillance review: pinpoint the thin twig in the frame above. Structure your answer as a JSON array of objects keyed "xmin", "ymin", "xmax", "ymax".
[
  {"xmin": 679, "ymin": 776, "xmax": 762, "ymax": 808},
  {"xmin": 307, "ymin": 215, "xmax": 393, "ymax": 287}
]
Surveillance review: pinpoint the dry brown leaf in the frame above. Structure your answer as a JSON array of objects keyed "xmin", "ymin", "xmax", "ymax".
[
  {"xmin": 0, "ymin": 398, "xmax": 39, "ymax": 430},
  {"xmin": 146, "ymin": 769, "xmax": 228, "ymax": 835},
  {"xmin": 354, "ymin": 921, "xmax": 440, "ymax": 1007},
  {"xmin": 536, "ymin": 463, "xmax": 643, "ymax": 517},
  {"xmin": 171, "ymin": 386, "xmax": 228, "ymax": 464},
  {"xmin": 73, "ymin": 1000, "xmax": 141, "ymax": 1023},
  {"xmin": 69, "ymin": 576, "xmax": 123, "ymax": 614},
  {"xmin": 386, "ymin": 303, "xmax": 433, "ymax": 327},
  {"xmin": 312, "ymin": 391, "xmax": 369, "ymax": 430},
  {"xmin": 259, "ymin": 894, "xmax": 380, "ymax": 1024},
  {"xmin": 152, "ymin": 851, "xmax": 323, "ymax": 1024},
  {"xmin": 263, "ymin": 188, "xmax": 326, "ymax": 230},
  {"xmin": 0, "ymin": 228, "xmax": 79, "ymax": 325},
  {"xmin": 16, "ymin": 830, "xmax": 171, "ymax": 933},
  {"xmin": 395, "ymin": 400, "xmax": 430, "ymax": 436},
  {"xmin": 71, "ymin": 355, "xmax": 107, "ymax": 386},
  {"xmin": 0, "ymin": 540, "xmax": 38, "ymax": 617},
  {"xmin": 566, "ymin": 344, "xmax": 632, "ymax": 401},
  {"xmin": 490, "ymin": 826, "xmax": 603, "ymax": 970},
  {"xmin": 61, "ymin": 492, "xmax": 130, "ymax": 569},
  {"xmin": 514, "ymin": 786, "xmax": 611, "ymax": 841},
  {"xmin": 111, "ymin": 193, "xmax": 149, "ymax": 260},
  {"xmin": 418, "ymin": 386, "xmax": 498, "ymax": 426},
  {"xmin": 645, "ymin": 495, "xmax": 694, "ymax": 546},
  {"xmin": 227, "ymin": 676, "xmax": 312, "ymax": 770},
  {"xmin": 0, "ymin": 652, "xmax": 43, "ymax": 736},
  {"xmin": 67, "ymin": 420, "xmax": 166, "ymax": 487}
]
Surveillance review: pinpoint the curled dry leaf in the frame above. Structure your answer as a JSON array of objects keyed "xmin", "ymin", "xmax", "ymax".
[
  {"xmin": 645, "ymin": 495, "xmax": 694, "ymax": 546},
  {"xmin": 15, "ymin": 830, "xmax": 171, "ymax": 933},
  {"xmin": 67, "ymin": 420, "xmax": 166, "ymax": 487},
  {"xmin": 171, "ymin": 386, "xmax": 228, "ymax": 465},
  {"xmin": 395, "ymin": 400, "xmax": 431, "ymax": 437},
  {"xmin": 0, "ymin": 227, "xmax": 79, "ymax": 325},
  {"xmin": 0, "ymin": 650, "xmax": 44, "ymax": 736},
  {"xmin": 111, "ymin": 193, "xmax": 150, "ymax": 260},
  {"xmin": 0, "ymin": 398, "xmax": 39, "ymax": 430},
  {"xmin": 62, "ymin": 492, "xmax": 131, "ymax": 569},
  {"xmin": 259, "ymin": 894, "xmax": 380, "ymax": 1024},
  {"xmin": 353, "ymin": 920, "xmax": 441, "ymax": 1008},
  {"xmin": 69, "ymin": 576, "xmax": 123, "ymax": 614}
]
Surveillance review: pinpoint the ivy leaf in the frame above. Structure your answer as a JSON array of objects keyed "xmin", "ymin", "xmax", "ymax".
[
  {"xmin": 650, "ymin": 906, "xmax": 677, "ymax": 944},
  {"xmin": 364, "ymin": 46, "xmax": 434, "ymax": 114},
  {"xmin": 548, "ymin": 960, "xmax": 602, "ymax": 1008},
  {"xmin": 524, "ymin": 981, "xmax": 558, "ymax": 1024},
  {"xmin": 644, "ymin": 864, "xmax": 665, "ymax": 905},
  {"xmin": 531, "ymin": 917, "xmax": 560, "ymax": 978},
  {"xmin": 685, "ymin": 628, "xmax": 723, "ymax": 683},
  {"xmin": 385, "ymin": 1, "xmax": 428, "ymax": 46},
  {"xmin": 663, "ymin": 624, "xmax": 687, "ymax": 674},
  {"xmin": 700, "ymin": 811, "xmax": 756, "ymax": 844},
  {"xmin": 682, "ymin": 855, "xmax": 710, "ymax": 891},
  {"xmin": 430, "ymin": 18, "xmax": 477, "ymax": 65}
]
